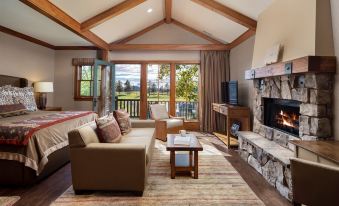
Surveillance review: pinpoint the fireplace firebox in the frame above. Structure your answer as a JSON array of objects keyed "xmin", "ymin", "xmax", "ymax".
[{"xmin": 264, "ymin": 98, "xmax": 300, "ymax": 136}]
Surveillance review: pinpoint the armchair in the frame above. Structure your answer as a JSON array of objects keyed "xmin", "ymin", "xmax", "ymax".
[
  {"xmin": 290, "ymin": 157, "xmax": 339, "ymax": 206},
  {"xmin": 149, "ymin": 104, "xmax": 184, "ymax": 141}
]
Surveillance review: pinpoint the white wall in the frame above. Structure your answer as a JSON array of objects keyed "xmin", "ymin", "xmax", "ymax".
[
  {"xmin": 230, "ymin": 36, "xmax": 255, "ymax": 109},
  {"xmin": 54, "ymin": 50, "xmax": 97, "ymax": 111},
  {"xmin": 331, "ymin": 0, "xmax": 339, "ymax": 140},
  {"xmin": 0, "ymin": 32, "xmax": 55, "ymax": 106}
]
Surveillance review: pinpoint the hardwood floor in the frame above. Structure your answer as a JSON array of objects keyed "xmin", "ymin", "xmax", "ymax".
[{"xmin": 0, "ymin": 141, "xmax": 291, "ymax": 206}]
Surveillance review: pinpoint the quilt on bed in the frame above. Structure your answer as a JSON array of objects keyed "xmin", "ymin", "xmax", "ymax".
[{"xmin": 0, "ymin": 111, "xmax": 97, "ymax": 175}]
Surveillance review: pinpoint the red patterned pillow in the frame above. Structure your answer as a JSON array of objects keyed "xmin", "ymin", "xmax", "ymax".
[
  {"xmin": 95, "ymin": 113, "xmax": 122, "ymax": 143},
  {"xmin": 113, "ymin": 109, "xmax": 132, "ymax": 135},
  {"xmin": 0, "ymin": 104, "xmax": 28, "ymax": 118}
]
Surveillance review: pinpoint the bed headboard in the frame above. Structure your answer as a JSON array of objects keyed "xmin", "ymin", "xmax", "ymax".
[{"xmin": 0, "ymin": 75, "xmax": 28, "ymax": 88}]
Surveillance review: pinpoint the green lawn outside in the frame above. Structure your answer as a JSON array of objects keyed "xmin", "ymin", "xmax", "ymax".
[{"xmin": 116, "ymin": 91, "xmax": 189, "ymax": 102}]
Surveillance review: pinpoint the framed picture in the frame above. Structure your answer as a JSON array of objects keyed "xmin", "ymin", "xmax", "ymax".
[{"xmin": 264, "ymin": 44, "xmax": 281, "ymax": 65}]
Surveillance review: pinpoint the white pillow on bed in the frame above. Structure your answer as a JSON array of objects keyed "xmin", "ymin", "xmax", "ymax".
[
  {"xmin": 0, "ymin": 85, "xmax": 15, "ymax": 105},
  {"xmin": 12, "ymin": 87, "xmax": 38, "ymax": 112}
]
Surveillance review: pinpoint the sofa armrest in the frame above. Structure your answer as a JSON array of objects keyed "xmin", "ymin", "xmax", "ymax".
[
  {"xmin": 169, "ymin": 115, "xmax": 185, "ymax": 121},
  {"xmin": 70, "ymin": 143, "xmax": 146, "ymax": 191},
  {"xmin": 131, "ymin": 119, "xmax": 155, "ymax": 128}
]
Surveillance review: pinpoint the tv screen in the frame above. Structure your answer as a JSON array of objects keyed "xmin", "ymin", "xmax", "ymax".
[
  {"xmin": 228, "ymin": 80, "xmax": 238, "ymax": 105},
  {"xmin": 221, "ymin": 82, "xmax": 229, "ymax": 103}
]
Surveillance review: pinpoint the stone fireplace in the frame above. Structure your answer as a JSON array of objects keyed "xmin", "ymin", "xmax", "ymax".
[{"xmin": 237, "ymin": 56, "xmax": 336, "ymax": 200}]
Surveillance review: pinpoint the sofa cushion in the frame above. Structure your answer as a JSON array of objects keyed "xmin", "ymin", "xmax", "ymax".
[
  {"xmin": 113, "ymin": 109, "xmax": 132, "ymax": 135},
  {"xmin": 68, "ymin": 122, "xmax": 99, "ymax": 148},
  {"xmin": 165, "ymin": 119, "xmax": 183, "ymax": 128},
  {"xmin": 121, "ymin": 134, "xmax": 154, "ymax": 164},
  {"xmin": 96, "ymin": 114, "xmax": 122, "ymax": 143}
]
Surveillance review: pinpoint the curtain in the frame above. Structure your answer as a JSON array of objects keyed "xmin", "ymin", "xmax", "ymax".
[
  {"xmin": 72, "ymin": 58, "xmax": 95, "ymax": 66},
  {"xmin": 199, "ymin": 51, "xmax": 230, "ymax": 132}
]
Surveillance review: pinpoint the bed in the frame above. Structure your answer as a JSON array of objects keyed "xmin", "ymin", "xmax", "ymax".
[{"xmin": 0, "ymin": 75, "xmax": 97, "ymax": 185}]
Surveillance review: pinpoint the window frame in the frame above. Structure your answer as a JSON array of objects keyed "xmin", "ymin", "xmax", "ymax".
[{"xmin": 74, "ymin": 65, "xmax": 101, "ymax": 101}]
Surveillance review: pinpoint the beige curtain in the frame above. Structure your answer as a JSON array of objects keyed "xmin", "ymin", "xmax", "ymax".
[
  {"xmin": 199, "ymin": 51, "xmax": 230, "ymax": 132},
  {"xmin": 72, "ymin": 58, "xmax": 95, "ymax": 66}
]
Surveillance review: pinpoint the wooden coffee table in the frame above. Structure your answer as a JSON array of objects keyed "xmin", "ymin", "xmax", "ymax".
[{"xmin": 166, "ymin": 134, "xmax": 203, "ymax": 179}]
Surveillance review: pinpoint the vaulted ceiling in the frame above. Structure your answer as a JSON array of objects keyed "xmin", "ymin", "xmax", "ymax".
[{"xmin": 0, "ymin": 0, "xmax": 274, "ymax": 50}]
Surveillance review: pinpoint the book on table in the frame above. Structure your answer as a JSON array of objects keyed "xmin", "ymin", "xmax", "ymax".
[{"xmin": 174, "ymin": 135, "xmax": 191, "ymax": 145}]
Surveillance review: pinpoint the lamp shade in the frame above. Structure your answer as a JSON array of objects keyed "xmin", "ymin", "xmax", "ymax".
[{"xmin": 34, "ymin": 82, "xmax": 54, "ymax": 93}]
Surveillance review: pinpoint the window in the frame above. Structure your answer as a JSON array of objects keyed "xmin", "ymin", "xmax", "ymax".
[
  {"xmin": 74, "ymin": 65, "xmax": 101, "ymax": 100},
  {"xmin": 176, "ymin": 64, "xmax": 199, "ymax": 119}
]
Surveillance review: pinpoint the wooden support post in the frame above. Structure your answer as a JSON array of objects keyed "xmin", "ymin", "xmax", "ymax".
[
  {"xmin": 169, "ymin": 63, "xmax": 176, "ymax": 116},
  {"xmin": 140, "ymin": 63, "xmax": 148, "ymax": 119}
]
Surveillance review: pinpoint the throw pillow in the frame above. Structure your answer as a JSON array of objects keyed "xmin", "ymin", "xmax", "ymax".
[
  {"xmin": 95, "ymin": 113, "xmax": 122, "ymax": 143},
  {"xmin": 0, "ymin": 85, "xmax": 14, "ymax": 105},
  {"xmin": 0, "ymin": 104, "xmax": 28, "ymax": 118},
  {"xmin": 113, "ymin": 109, "xmax": 132, "ymax": 135},
  {"xmin": 12, "ymin": 87, "xmax": 38, "ymax": 112}
]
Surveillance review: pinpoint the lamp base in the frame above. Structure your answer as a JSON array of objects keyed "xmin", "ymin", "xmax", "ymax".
[{"xmin": 38, "ymin": 93, "xmax": 47, "ymax": 110}]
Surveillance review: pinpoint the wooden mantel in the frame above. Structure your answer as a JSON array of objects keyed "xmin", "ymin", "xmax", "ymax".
[{"xmin": 245, "ymin": 56, "xmax": 336, "ymax": 80}]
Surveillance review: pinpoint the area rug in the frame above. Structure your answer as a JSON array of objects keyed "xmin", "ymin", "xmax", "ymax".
[
  {"xmin": 0, "ymin": 196, "xmax": 20, "ymax": 206},
  {"xmin": 52, "ymin": 133, "xmax": 264, "ymax": 206}
]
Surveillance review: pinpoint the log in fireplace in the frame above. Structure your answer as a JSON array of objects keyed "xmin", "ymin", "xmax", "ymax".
[{"xmin": 264, "ymin": 98, "xmax": 300, "ymax": 136}]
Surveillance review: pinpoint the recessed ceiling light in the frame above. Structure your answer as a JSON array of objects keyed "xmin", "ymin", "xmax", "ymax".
[{"xmin": 147, "ymin": 8, "xmax": 153, "ymax": 13}]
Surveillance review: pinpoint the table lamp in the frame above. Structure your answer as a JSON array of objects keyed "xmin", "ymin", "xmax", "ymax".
[{"xmin": 34, "ymin": 82, "xmax": 54, "ymax": 110}]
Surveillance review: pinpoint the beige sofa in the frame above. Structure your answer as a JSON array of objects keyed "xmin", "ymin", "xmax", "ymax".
[{"xmin": 68, "ymin": 119, "xmax": 155, "ymax": 195}]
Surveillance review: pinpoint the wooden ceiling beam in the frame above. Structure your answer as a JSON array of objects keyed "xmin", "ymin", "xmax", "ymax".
[
  {"xmin": 165, "ymin": 0, "xmax": 172, "ymax": 24},
  {"xmin": 54, "ymin": 46, "xmax": 99, "ymax": 50},
  {"xmin": 228, "ymin": 29, "xmax": 255, "ymax": 49},
  {"xmin": 81, "ymin": 0, "xmax": 146, "ymax": 31},
  {"xmin": 172, "ymin": 19, "xmax": 224, "ymax": 44},
  {"xmin": 0, "ymin": 25, "xmax": 55, "ymax": 49},
  {"xmin": 191, "ymin": 0, "xmax": 257, "ymax": 30},
  {"xmin": 111, "ymin": 19, "xmax": 165, "ymax": 45},
  {"xmin": 20, "ymin": 0, "xmax": 109, "ymax": 50},
  {"xmin": 109, "ymin": 44, "xmax": 230, "ymax": 51}
]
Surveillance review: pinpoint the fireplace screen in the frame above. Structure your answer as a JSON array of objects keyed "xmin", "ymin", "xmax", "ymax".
[{"xmin": 264, "ymin": 98, "xmax": 300, "ymax": 136}]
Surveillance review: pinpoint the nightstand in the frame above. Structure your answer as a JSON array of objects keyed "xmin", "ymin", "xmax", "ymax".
[{"xmin": 43, "ymin": 107, "xmax": 62, "ymax": 111}]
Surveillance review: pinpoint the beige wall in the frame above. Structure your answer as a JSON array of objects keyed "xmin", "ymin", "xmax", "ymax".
[
  {"xmin": 0, "ymin": 32, "xmax": 55, "ymax": 106},
  {"xmin": 230, "ymin": 36, "xmax": 255, "ymax": 109},
  {"xmin": 252, "ymin": 0, "xmax": 334, "ymax": 68},
  {"xmin": 331, "ymin": 0, "xmax": 339, "ymax": 140},
  {"xmin": 54, "ymin": 50, "xmax": 96, "ymax": 111},
  {"xmin": 110, "ymin": 50, "xmax": 200, "ymax": 61}
]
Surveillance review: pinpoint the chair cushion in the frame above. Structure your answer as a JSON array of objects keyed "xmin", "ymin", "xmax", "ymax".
[
  {"xmin": 96, "ymin": 114, "xmax": 122, "ymax": 143},
  {"xmin": 150, "ymin": 104, "xmax": 169, "ymax": 120},
  {"xmin": 165, "ymin": 119, "xmax": 183, "ymax": 128},
  {"xmin": 113, "ymin": 109, "xmax": 132, "ymax": 135}
]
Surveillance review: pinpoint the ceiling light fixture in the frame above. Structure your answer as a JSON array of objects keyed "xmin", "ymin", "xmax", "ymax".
[{"xmin": 147, "ymin": 8, "xmax": 153, "ymax": 13}]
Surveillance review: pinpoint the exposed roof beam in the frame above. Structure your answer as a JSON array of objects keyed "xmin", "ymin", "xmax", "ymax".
[
  {"xmin": 165, "ymin": 0, "xmax": 172, "ymax": 23},
  {"xmin": 111, "ymin": 19, "xmax": 165, "ymax": 45},
  {"xmin": 0, "ymin": 25, "xmax": 55, "ymax": 49},
  {"xmin": 20, "ymin": 0, "xmax": 109, "ymax": 50},
  {"xmin": 172, "ymin": 19, "xmax": 224, "ymax": 44},
  {"xmin": 54, "ymin": 46, "xmax": 99, "ymax": 50},
  {"xmin": 81, "ymin": 0, "xmax": 146, "ymax": 31},
  {"xmin": 228, "ymin": 29, "xmax": 255, "ymax": 49},
  {"xmin": 191, "ymin": 0, "xmax": 257, "ymax": 30},
  {"xmin": 109, "ymin": 44, "xmax": 230, "ymax": 51}
]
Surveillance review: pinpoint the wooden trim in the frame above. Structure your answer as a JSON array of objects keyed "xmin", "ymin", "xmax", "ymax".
[
  {"xmin": 54, "ymin": 46, "xmax": 99, "ymax": 50},
  {"xmin": 191, "ymin": 0, "xmax": 257, "ymax": 30},
  {"xmin": 165, "ymin": 0, "xmax": 172, "ymax": 24},
  {"xmin": 0, "ymin": 25, "xmax": 55, "ymax": 49},
  {"xmin": 172, "ymin": 19, "xmax": 224, "ymax": 44},
  {"xmin": 97, "ymin": 50, "xmax": 109, "ymax": 61},
  {"xmin": 140, "ymin": 63, "xmax": 148, "ymax": 119},
  {"xmin": 110, "ymin": 44, "xmax": 230, "ymax": 51},
  {"xmin": 81, "ymin": 0, "xmax": 146, "ymax": 31},
  {"xmin": 228, "ymin": 29, "xmax": 255, "ymax": 49},
  {"xmin": 245, "ymin": 56, "xmax": 337, "ymax": 80},
  {"xmin": 20, "ymin": 0, "xmax": 109, "ymax": 50},
  {"xmin": 111, "ymin": 20, "xmax": 165, "ymax": 44},
  {"xmin": 111, "ymin": 60, "xmax": 200, "ymax": 64},
  {"xmin": 169, "ymin": 63, "xmax": 176, "ymax": 116}
]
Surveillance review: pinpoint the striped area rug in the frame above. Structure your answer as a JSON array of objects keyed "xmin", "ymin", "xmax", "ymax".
[
  {"xmin": 52, "ymin": 133, "xmax": 264, "ymax": 206},
  {"xmin": 0, "ymin": 196, "xmax": 20, "ymax": 206}
]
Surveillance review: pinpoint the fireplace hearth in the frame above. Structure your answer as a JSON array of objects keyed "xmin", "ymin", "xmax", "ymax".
[{"xmin": 264, "ymin": 98, "xmax": 300, "ymax": 136}]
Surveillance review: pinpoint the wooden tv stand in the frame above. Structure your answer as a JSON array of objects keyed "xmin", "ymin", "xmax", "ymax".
[{"xmin": 212, "ymin": 103, "xmax": 250, "ymax": 149}]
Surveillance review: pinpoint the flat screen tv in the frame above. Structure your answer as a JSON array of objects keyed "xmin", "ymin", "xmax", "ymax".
[{"xmin": 221, "ymin": 80, "xmax": 238, "ymax": 105}]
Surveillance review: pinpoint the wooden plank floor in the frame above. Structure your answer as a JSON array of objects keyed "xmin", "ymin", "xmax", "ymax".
[{"xmin": 0, "ymin": 143, "xmax": 291, "ymax": 206}]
